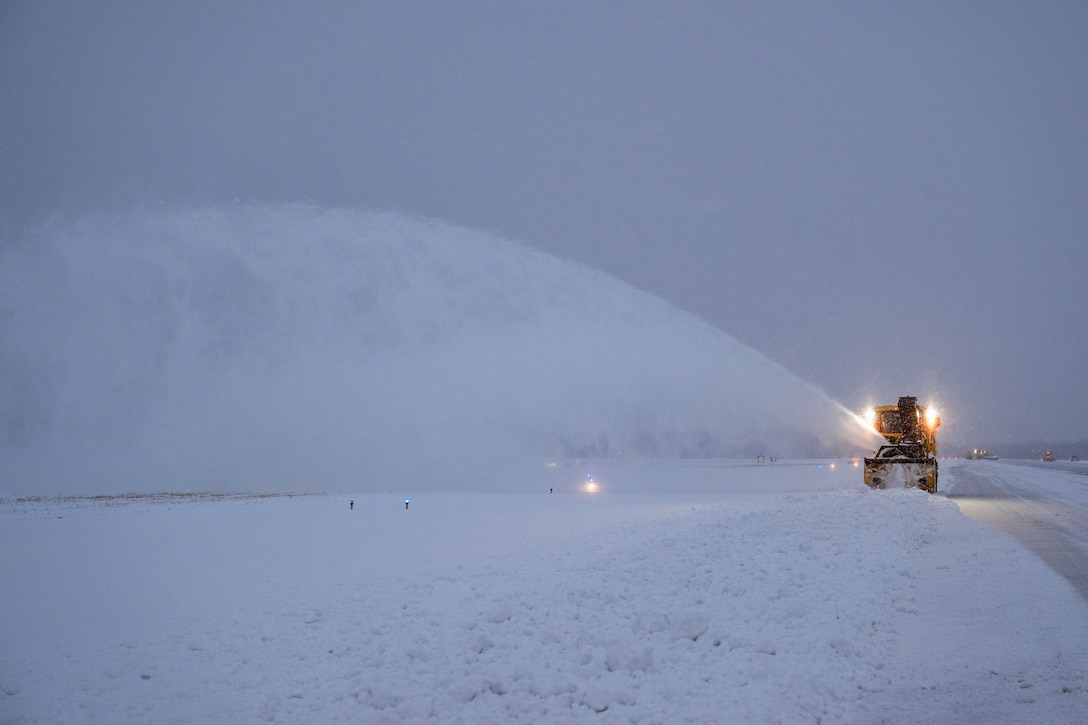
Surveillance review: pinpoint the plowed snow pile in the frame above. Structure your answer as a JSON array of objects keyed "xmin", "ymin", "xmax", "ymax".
[{"xmin": 2, "ymin": 462, "xmax": 1086, "ymax": 723}]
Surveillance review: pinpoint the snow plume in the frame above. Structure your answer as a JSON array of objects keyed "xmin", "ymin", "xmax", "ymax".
[{"xmin": 0, "ymin": 204, "xmax": 877, "ymax": 494}]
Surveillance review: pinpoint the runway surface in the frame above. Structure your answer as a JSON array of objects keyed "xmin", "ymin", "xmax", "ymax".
[{"xmin": 947, "ymin": 459, "xmax": 1088, "ymax": 600}]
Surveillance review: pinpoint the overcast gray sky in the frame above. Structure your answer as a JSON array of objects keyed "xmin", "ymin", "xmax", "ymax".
[{"xmin": 2, "ymin": 0, "xmax": 1085, "ymax": 450}]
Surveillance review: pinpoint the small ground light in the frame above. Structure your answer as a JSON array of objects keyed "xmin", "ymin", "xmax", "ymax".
[
  {"xmin": 404, "ymin": 498, "xmax": 410, "ymax": 510},
  {"xmin": 350, "ymin": 499, "xmax": 354, "ymax": 510}
]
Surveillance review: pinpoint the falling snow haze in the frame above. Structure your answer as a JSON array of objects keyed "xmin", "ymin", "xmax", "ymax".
[
  {"xmin": 3, "ymin": 3, "xmax": 1087, "ymax": 448},
  {"xmin": 0, "ymin": 205, "xmax": 878, "ymax": 496}
]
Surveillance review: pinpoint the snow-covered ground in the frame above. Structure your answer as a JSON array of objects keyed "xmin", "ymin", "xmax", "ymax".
[{"xmin": 2, "ymin": 459, "xmax": 1086, "ymax": 723}]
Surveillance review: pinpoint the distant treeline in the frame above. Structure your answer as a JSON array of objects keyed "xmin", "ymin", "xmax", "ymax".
[{"xmin": 964, "ymin": 439, "xmax": 1087, "ymax": 460}]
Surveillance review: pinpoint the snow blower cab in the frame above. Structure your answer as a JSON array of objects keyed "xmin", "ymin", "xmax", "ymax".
[{"xmin": 863, "ymin": 396, "xmax": 940, "ymax": 493}]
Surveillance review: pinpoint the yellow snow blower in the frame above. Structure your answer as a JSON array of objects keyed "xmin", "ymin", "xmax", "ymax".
[{"xmin": 863, "ymin": 396, "xmax": 940, "ymax": 493}]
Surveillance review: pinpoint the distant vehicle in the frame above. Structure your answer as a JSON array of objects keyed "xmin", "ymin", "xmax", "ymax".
[
  {"xmin": 1042, "ymin": 450, "xmax": 1055, "ymax": 462},
  {"xmin": 1072, "ymin": 455, "xmax": 1081, "ymax": 462}
]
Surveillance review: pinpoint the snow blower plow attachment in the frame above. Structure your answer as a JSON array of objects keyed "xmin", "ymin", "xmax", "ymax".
[{"xmin": 863, "ymin": 396, "xmax": 940, "ymax": 493}]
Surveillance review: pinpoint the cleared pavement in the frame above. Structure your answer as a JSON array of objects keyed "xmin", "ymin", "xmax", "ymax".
[{"xmin": 946, "ymin": 459, "xmax": 1088, "ymax": 601}]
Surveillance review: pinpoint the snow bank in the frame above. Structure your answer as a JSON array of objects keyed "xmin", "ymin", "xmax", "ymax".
[{"xmin": 2, "ymin": 462, "xmax": 1084, "ymax": 723}]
